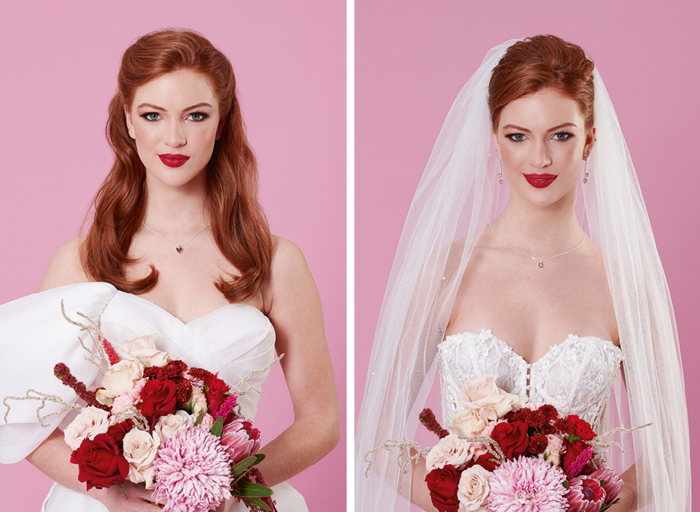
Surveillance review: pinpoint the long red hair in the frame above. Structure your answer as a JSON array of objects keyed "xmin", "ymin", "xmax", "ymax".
[
  {"xmin": 81, "ymin": 29, "xmax": 272, "ymax": 301},
  {"xmin": 488, "ymin": 35, "xmax": 595, "ymax": 131}
]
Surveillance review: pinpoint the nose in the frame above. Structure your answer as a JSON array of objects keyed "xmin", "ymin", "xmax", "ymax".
[
  {"xmin": 165, "ymin": 120, "xmax": 186, "ymax": 147},
  {"xmin": 530, "ymin": 140, "xmax": 552, "ymax": 168}
]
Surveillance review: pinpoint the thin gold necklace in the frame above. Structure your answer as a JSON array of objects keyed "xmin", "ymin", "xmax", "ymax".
[
  {"xmin": 489, "ymin": 223, "xmax": 586, "ymax": 268},
  {"xmin": 142, "ymin": 222, "xmax": 209, "ymax": 254}
]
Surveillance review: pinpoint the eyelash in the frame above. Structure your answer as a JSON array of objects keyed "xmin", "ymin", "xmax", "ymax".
[
  {"xmin": 139, "ymin": 112, "xmax": 210, "ymax": 122},
  {"xmin": 505, "ymin": 132, "xmax": 574, "ymax": 142}
]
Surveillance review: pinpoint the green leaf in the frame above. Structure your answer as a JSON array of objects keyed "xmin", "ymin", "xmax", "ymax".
[
  {"xmin": 194, "ymin": 409, "xmax": 204, "ymax": 426},
  {"xmin": 563, "ymin": 480, "xmax": 569, "ymax": 489},
  {"xmin": 204, "ymin": 384, "xmax": 211, "ymax": 393},
  {"xmin": 210, "ymin": 416, "xmax": 224, "ymax": 437},
  {"xmin": 231, "ymin": 456, "xmax": 259, "ymax": 478},
  {"xmin": 253, "ymin": 453, "xmax": 265, "ymax": 465},
  {"xmin": 236, "ymin": 481, "xmax": 274, "ymax": 497},
  {"xmin": 247, "ymin": 497, "xmax": 271, "ymax": 511}
]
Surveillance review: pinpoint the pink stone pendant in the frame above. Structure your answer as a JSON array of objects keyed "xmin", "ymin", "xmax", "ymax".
[
  {"xmin": 176, "ymin": 246, "xmax": 184, "ymax": 254},
  {"xmin": 538, "ymin": 261, "xmax": 544, "ymax": 268}
]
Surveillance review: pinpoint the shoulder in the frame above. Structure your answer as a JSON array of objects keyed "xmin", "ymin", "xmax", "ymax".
[
  {"xmin": 261, "ymin": 236, "xmax": 317, "ymax": 314},
  {"xmin": 39, "ymin": 236, "xmax": 90, "ymax": 291},
  {"xmin": 269, "ymin": 235, "xmax": 308, "ymax": 273}
]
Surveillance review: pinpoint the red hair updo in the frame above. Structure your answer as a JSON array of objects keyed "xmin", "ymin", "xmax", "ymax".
[
  {"xmin": 82, "ymin": 29, "xmax": 272, "ymax": 302},
  {"xmin": 488, "ymin": 35, "xmax": 595, "ymax": 131}
]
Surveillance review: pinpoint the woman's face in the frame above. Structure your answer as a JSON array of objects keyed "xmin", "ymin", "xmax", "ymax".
[
  {"xmin": 125, "ymin": 69, "xmax": 221, "ymax": 191},
  {"xmin": 493, "ymin": 88, "xmax": 594, "ymax": 209}
]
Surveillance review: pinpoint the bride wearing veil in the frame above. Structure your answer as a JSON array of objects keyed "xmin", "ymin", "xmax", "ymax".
[{"xmin": 356, "ymin": 35, "xmax": 690, "ymax": 511}]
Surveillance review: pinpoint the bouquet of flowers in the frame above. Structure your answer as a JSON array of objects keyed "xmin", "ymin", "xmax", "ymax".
[
  {"xmin": 6, "ymin": 303, "xmax": 277, "ymax": 512},
  {"xmin": 418, "ymin": 374, "xmax": 625, "ymax": 512}
]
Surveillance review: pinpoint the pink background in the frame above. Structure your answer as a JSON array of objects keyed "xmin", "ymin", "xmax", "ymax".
[
  {"xmin": 355, "ymin": 0, "xmax": 700, "ymax": 506},
  {"xmin": 0, "ymin": 1, "xmax": 345, "ymax": 510}
]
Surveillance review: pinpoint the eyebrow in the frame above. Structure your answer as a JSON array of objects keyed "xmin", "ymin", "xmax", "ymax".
[
  {"xmin": 136, "ymin": 102, "xmax": 214, "ymax": 112},
  {"xmin": 501, "ymin": 122, "xmax": 577, "ymax": 133}
]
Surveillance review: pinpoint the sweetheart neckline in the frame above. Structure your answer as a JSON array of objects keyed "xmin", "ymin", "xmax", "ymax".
[
  {"xmin": 440, "ymin": 329, "xmax": 622, "ymax": 367},
  {"xmin": 50, "ymin": 282, "xmax": 267, "ymax": 328}
]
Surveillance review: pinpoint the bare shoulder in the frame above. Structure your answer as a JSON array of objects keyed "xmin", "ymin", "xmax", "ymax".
[
  {"xmin": 262, "ymin": 236, "xmax": 317, "ymax": 315},
  {"xmin": 269, "ymin": 235, "xmax": 309, "ymax": 276},
  {"xmin": 39, "ymin": 236, "xmax": 90, "ymax": 291}
]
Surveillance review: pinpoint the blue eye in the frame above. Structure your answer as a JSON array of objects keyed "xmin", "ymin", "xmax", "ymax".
[
  {"xmin": 141, "ymin": 112, "xmax": 161, "ymax": 122},
  {"xmin": 506, "ymin": 133, "xmax": 525, "ymax": 142},
  {"xmin": 554, "ymin": 132, "xmax": 574, "ymax": 141},
  {"xmin": 187, "ymin": 112, "xmax": 209, "ymax": 122}
]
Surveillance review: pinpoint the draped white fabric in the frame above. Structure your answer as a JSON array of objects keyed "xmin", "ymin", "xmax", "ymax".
[
  {"xmin": 355, "ymin": 40, "xmax": 691, "ymax": 511},
  {"xmin": 0, "ymin": 283, "xmax": 307, "ymax": 511}
]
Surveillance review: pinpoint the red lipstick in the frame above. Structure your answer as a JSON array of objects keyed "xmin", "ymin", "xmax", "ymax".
[
  {"xmin": 523, "ymin": 173, "xmax": 557, "ymax": 188},
  {"xmin": 159, "ymin": 154, "xmax": 190, "ymax": 168}
]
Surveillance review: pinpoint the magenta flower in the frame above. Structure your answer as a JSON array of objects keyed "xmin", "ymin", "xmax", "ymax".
[
  {"xmin": 565, "ymin": 475, "xmax": 606, "ymax": 512},
  {"xmin": 214, "ymin": 394, "xmax": 238, "ymax": 420},
  {"xmin": 220, "ymin": 418, "xmax": 261, "ymax": 464},
  {"xmin": 153, "ymin": 427, "xmax": 232, "ymax": 512},
  {"xmin": 589, "ymin": 466, "xmax": 624, "ymax": 504},
  {"xmin": 566, "ymin": 446, "xmax": 594, "ymax": 479},
  {"xmin": 489, "ymin": 456, "xmax": 568, "ymax": 512}
]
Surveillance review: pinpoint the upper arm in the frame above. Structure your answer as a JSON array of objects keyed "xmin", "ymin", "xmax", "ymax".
[
  {"xmin": 261, "ymin": 237, "xmax": 338, "ymax": 419},
  {"xmin": 39, "ymin": 236, "xmax": 90, "ymax": 292}
]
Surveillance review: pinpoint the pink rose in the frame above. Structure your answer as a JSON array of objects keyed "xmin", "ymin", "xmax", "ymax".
[
  {"xmin": 153, "ymin": 411, "xmax": 195, "ymax": 444},
  {"xmin": 220, "ymin": 418, "xmax": 261, "ymax": 464},
  {"xmin": 458, "ymin": 374, "xmax": 528, "ymax": 420},
  {"xmin": 96, "ymin": 360, "xmax": 144, "ymax": 406},
  {"xmin": 123, "ymin": 429, "xmax": 160, "ymax": 488},
  {"xmin": 64, "ymin": 407, "xmax": 110, "ymax": 450},
  {"xmin": 118, "ymin": 334, "xmax": 179, "ymax": 367},
  {"xmin": 457, "ymin": 465, "xmax": 491, "ymax": 511},
  {"xmin": 426, "ymin": 434, "xmax": 481, "ymax": 471}
]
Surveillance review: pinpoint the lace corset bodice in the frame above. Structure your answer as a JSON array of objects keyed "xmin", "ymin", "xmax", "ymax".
[{"xmin": 438, "ymin": 329, "xmax": 624, "ymax": 433}]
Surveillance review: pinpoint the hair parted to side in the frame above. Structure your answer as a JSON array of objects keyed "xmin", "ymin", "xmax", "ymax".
[
  {"xmin": 82, "ymin": 28, "xmax": 272, "ymax": 301},
  {"xmin": 488, "ymin": 35, "xmax": 595, "ymax": 131}
]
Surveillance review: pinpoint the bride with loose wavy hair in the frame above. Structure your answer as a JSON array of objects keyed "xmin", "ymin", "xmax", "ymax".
[
  {"xmin": 84, "ymin": 29, "xmax": 272, "ymax": 301},
  {"xmin": 0, "ymin": 28, "xmax": 339, "ymax": 512}
]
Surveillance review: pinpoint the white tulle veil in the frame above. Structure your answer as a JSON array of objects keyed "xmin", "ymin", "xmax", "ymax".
[{"xmin": 355, "ymin": 39, "xmax": 691, "ymax": 511}]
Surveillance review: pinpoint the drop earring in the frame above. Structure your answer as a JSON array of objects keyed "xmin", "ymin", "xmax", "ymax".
[
  {"xmin": 498, "ymin": 159, "xmax": 504, "ymax": 185},
  {"xmin": 583, "ymin": 148, "xmax": 590, "ymax": 184}
]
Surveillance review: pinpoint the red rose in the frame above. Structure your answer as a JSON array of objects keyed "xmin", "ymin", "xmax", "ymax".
[
  {"xmin": 203, "ymin": 374, "xmax": 230, "ymax": 416},
  {"xmin": 466, "ymin": 451, "xmax": 499, "ymax": 472},
  {"xmin": 137, "ymin": 380, "xmax": 177, "ymax": 426},
  {"xmin": 70, "ymin": 434, "xmax": 129, "ymax": 490},
  {"xmin": 561, "ymin": 440, "xmax": 592, "ymax": 474},
  {"xmin": 425, "ymin": 465, "xmax": 460, "ymax": 512},
  {"xmin": 106, "ymin": 420, "xmax": 134, "ymax": 449},
  {"xmin": 491, "ymin": 421, "xmax": 529, "ymax": 459}
]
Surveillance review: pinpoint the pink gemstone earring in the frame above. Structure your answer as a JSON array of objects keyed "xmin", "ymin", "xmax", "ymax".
[{"xmin": 498, "ymin": 159, "xmax": 504, "ymax": 185}]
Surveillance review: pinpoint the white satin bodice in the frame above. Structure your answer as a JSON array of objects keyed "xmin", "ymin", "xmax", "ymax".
[{"xmin": 438, "ymin": 329, "xmax": 624, "ymax": 433}]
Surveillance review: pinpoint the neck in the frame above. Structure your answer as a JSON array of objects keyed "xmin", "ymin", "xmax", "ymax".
[
  {"xmin": 143, "ymin": 175, "xmax": 209, "ymax": 234},
  {"xmin": 492, "ymin": 190, "xmax": 584, "ymax": 256}
]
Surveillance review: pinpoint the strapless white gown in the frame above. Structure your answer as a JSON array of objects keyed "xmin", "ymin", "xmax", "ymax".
[
  {"xmin": 0, "ymin": 283, "xmax": 307, "ymax": 512},
  {"xmin": 438, "ymin": 329, "xmax": 624, "ymax": 433}
]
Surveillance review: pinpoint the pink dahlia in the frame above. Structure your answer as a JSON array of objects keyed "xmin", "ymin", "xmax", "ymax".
[
  {"xmin": 153, "ymin": 427, "xmax": 232, "ymax": 512},
  {"xmin": 489, "ymin": 456, "xmax": 568, "ymax": 512},
  {"xmin": 111, "ymin": 378, "xmax": 147, "ymax": 414},
  {"xmin": 221, "ymin": 418, "xmax": 261, "ymax": 464},
  {"xmin": 589, "ymin": 466, "xmax": 624, "ymax": 504},
  {"xmin": 565, "ymin": 475, "xmax": 606, "ymax": 512}
]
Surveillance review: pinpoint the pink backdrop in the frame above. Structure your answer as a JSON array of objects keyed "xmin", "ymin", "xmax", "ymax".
[
  {"xmin": 355, "ymin": 0, "xmax": 700, "ymax": 506},
  {"xmin": 0, "ymin": 1, "xmax": 345, "ymax": 510}
]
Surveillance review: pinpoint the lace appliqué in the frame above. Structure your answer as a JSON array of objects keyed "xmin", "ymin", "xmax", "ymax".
[{"xmin": 438, "ymin": 330, "xmax": 623, "ymax": 433}]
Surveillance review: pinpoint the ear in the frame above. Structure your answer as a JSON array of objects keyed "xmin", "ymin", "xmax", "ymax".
[
  {"xmin": 584, "ymin": 126, "xmax": 596, "ymax": 159},
  {"xmin": 215, "ymin": 119, "xmax": 225, "ymax": 141},
  {"xmin": 125, "ymin": 107, "xmax": 135, "ymax": 139}
]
